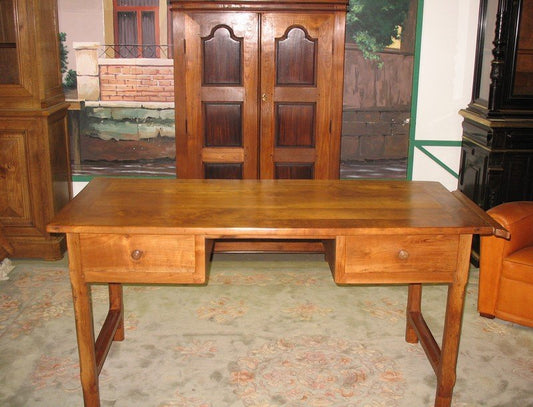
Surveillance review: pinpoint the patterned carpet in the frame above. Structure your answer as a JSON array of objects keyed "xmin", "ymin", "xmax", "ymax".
[{"xmin": 1, "ymin": 253, "xmax": 532, "ymax": 407}]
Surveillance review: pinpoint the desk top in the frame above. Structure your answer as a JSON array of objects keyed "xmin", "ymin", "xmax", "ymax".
[{"xmin": 47, "ymin": 178, "xmax": 505, "ymax": 238}]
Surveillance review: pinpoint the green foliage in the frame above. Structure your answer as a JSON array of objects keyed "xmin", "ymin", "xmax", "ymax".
[
  {"xmin": 59, "ymin": 32, "xmax": 77, "ymax": 89},
  {"xmin": 59, "ymin": 32, "xmax": 68, "ymax": 75},
  {"xmin": 346, "ymin": 0, "xmax": 410, "ymax": 62},
  {"xmin": 64, "ymin": 69, "xmax": 77, "ymax": 89}
]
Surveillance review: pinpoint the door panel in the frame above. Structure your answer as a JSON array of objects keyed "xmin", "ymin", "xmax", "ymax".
[
  {"xmin": 458, "ymin": 140, "xmax": 489, "ymax": 208},
  {"xmin": 202, "ymin": 26, "xmax": 242, "ymax": 84},
  {"xmin": 276, "ymin": 103, "xmax": 315, "ymax": 147},
  {"xmin": 203, "ymin": 103, "xmax": 242, "ymax": 147},
  {"xmin": 260, "ymin": 13, "xmax": 334, "ymax": 179},
  {"xmin": 275, "ymin": 163, "xmax": 314, "ymax": 179},
  {"xmin": 175, "ymin": 12, "xmax": 259, "ymax": 179},
  {"xmin": 0, "ymin": 131, "xmax": 31, "ymax": 224},
  {"xmin": 276, "ymin": 27, "xmax": 317, "ymax": 85}
]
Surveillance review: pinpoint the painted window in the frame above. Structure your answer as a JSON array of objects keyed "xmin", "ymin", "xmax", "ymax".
[{"xmin": 114, "ymin": 0, "xmax": 159, "ymax": 57}]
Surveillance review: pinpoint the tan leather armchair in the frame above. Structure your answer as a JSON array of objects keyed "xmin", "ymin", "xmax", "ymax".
[{"xmin": 479, "ymin": 201, "xmax": 533, "ymax": 327}]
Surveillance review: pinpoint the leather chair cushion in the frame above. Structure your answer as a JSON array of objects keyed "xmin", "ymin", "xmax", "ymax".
[{"xmin": 502, "ymin": 246, "xmax": 533, "ymax": 284}]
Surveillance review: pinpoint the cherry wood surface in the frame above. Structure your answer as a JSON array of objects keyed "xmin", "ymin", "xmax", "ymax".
[
  {"xmin": 47, "ymin": 178, "xmax": 505, "ymax": 407},
  {"xmin": 48, "ymin": 178, "xmax": 501, "ymax": 236}
]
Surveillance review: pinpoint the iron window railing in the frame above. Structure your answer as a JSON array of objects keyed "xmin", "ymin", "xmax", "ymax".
[{"xmin": 99, "ymin": 44, "xmax": 172, "ymax": 58}]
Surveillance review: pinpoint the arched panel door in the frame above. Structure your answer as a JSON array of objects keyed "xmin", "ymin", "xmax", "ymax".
[
  {"xmin": 260, "ymin": 13, "xmax": 343, "ymax": 179},
  {"xmin": 174, "ymin": 12, "xmax": 259, "ymax": 179}
]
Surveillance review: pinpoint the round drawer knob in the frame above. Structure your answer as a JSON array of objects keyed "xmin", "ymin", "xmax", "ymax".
[
  {"xmin": 398, "ymin": 249, "xmax": 409, "ymax": 260},
  {"xmin": 131, "ymin": 249, "xmax": 144, "ymax": 260}
]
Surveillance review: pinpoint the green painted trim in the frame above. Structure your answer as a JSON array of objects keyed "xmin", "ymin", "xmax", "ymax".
[
  {"xmin": 407, "ymin": 0, "xmax": 425, "ymax": 180},
  {"xmin": 72, "ymin": 175, "xmax": 93, "ymax": 182},
  {"xmin": 412, "ymin": 140, "xmax": 462, "ymax": 147},
  {"xmin": 416, "ymin": 145, "xmax": 459, "ymax": 178}
]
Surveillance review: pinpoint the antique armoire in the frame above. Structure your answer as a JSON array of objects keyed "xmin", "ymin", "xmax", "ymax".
[
  {"xmin": 0, "ymin": 0, "xmax": 71, "ymax": 259},
  {"xmin": 170, "ymin": 0, "xmax": 348, "ymax": 181}
]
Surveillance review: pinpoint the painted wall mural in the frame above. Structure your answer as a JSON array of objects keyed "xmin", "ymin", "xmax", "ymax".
[{"xmin": 59, "ymin": 0, "xmax": 417, "ymax": 179}]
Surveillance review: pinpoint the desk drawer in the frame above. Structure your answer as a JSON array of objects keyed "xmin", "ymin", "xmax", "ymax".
[
  {"xmin": 78, "ymin": 234, "xmax": 208, "ymax": 284},
  {"xmin": 333, "ymin": 235, "xmax": 460, "ymax": 284}
]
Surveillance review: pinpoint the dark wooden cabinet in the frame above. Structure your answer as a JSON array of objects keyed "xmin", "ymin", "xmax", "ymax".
[
  {"xmin": 458, "ymin": 0, "xmax": 533, "ymax": 262},
  {"xmin": 467, "ymin": 0, "xmax": 533, "ymax": 117},
  {"xmin": 0, "ymin": 0, "xmax": 71, "ymax": 260},
  {"xmin": 170, "ymin": 0, "xmax": 347, "ymax": 180},
  {"xmin": 458, "ymin": 113, "xmax": 533, "ymax": 209},
  {"xmin": 459, "ymin": 0, "xmax": 533, "ymax": 209}
]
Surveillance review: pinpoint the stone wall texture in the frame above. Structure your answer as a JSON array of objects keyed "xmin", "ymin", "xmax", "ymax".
[
  {"xmin": 341, "ymin": 107, "xmax": 410, "ymax": 162},
  {"xmin": 341, "ymin": 45, "xmax": 414, "ymax": 163}
]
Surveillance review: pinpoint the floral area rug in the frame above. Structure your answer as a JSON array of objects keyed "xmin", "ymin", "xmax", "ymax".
[{"xmin": 1, "ymin": 253, "xmax": 532, "ymax": 407}]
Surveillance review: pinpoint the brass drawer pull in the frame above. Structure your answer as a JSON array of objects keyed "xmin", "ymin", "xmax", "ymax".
[
  {"xmin": 130, "ymin": 249, "xmax": 144, "ymax": 260},
  {"xmin": 398, "ymin": 249, "xmax": 409, "ymax": 260}
]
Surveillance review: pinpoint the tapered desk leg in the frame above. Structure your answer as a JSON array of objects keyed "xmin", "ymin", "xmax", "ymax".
[
  {"xmin": 406, "ymin": 283, "xmax": 422, "ymax": 343},
  {"xmin": 109, "ymin": 283, "xmax": 124, "ymax": 341},
  {"xmin": 67, "ymin": 234, "xmax": 100, "ymax": 407},
  {"xmin": 434, "ymin": 234, "xmax": 472, "ymax": 407}
]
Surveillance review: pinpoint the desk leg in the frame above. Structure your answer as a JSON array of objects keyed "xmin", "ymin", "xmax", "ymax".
[
  {"xmin": 109, "ymin": 283, "xmax": 124, "ymax": 341},
  {"xmin": 67, "ymin": 234, "xmax": 101, "ymax": 407},
  {"xmin": 434, "ymin": 234, "xmax": 472, "ymax": 407},
  {"xmin": 405, "ymin": 283, "xmax": 422, "ymax": 343}
]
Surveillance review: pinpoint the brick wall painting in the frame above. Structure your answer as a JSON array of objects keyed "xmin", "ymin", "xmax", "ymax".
[{"xmin": 99, "ymin": 64, "xmax": 174, "ymax": 103}]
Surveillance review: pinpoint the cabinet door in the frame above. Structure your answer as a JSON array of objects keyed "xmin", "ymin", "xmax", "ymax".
[
  {"xmin": 458, "ymin": 140, "xmax": 490, "ymax": 208},
  {"xmin": 0, "ymin": 131, "xmax": 32, "ymax": 226},
  {"xmin": 501, "ymin": 153, "xmax": 533, "ymax": 202},
  {"xmin": 260, "ymin": 13, "xmax": 338, "ymax": 179},
  {"xmin": 175, "ymin": 12, "xmax": 259, "ymax": 179}
]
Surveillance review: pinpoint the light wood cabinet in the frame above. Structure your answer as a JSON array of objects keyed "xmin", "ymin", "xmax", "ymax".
[
  {"xmin": 0, "ymin": 0, "xmax": 71, "ymax": 260},
  {"xmin": 170, "ymin": 0, "xmax": 347, "ymax": 179}
]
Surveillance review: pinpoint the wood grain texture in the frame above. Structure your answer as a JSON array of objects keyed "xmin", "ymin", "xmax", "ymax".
[
  {"xmin": 260, "ymin": 12, "xmax": 335, "ymax": 179},
  {"xmin": 174, "ymin": 11, "xmax": 259, "ymax": 179},
  {"xmin": 334, "ymin": 234, "xmax": 459, "ymax": 284},
  {"xmin": 79, "ymin": 233, "xmax": 206, "ymax": 284},
  {"xmin": 48, "ymin": 178, "xmax": 502, "ymax": 237},
  {"xmin": 80, "ymin": 234, "xmax": 196, "ymax": 272}
]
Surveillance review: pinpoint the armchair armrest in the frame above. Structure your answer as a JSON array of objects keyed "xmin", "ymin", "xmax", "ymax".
[{"xmin": 487, "ymin": 201, "xmax": 533, "ymax": 255}]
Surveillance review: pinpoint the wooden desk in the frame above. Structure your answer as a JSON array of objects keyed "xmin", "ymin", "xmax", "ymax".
[{"xmin": 47, "ymin": 178, "xmax": 506, "ymax": 407}]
